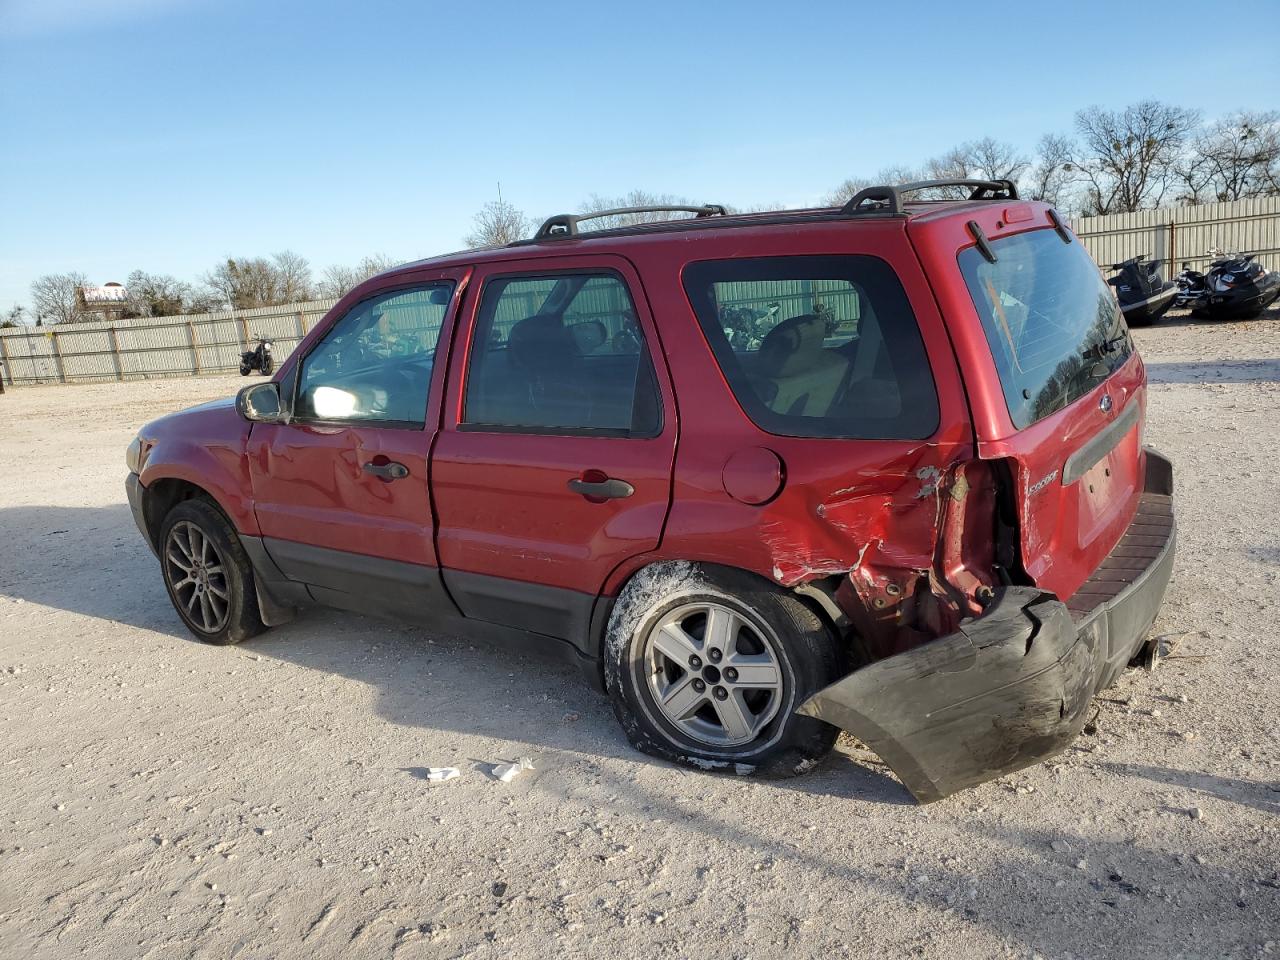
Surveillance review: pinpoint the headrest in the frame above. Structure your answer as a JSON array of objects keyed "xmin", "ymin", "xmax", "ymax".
[
  {"xmin": 756, "ymin": 313, "xmax": 827, "ymax": 377},
  {"xmin": 508, "ymin": 315, "xmax": 577, "ymax": 374}
]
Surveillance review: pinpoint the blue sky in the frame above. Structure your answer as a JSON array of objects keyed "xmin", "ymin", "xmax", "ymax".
[{"xmin": 2, "ymin": 0, "xmax": 1278, "ymax": 314}]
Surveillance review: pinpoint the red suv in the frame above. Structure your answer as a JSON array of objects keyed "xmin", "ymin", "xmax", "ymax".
[{"xmin": 126, "ymin": 180, "xmax": 1176, "ymax": 802}]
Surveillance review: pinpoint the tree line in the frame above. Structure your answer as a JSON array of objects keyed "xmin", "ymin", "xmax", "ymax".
[
  {"xmin": 8, "ymin": 100, "xmax": 1276, "ymax": 327},
  {"xmin": 5, "ymin": 252, "xmax": 396, "ymax": 328}
]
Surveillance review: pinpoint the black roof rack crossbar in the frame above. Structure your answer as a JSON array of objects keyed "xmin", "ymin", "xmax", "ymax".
[
  {"xmin": 532, "ymin": 204, "xmax": 727, "ymax": 240},
  {"xmin": 840, "ymin": 179, "xmax": 1019, "ymax": 216}
]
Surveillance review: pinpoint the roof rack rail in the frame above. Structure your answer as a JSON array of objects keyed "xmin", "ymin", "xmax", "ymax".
[
  {"xmin": 531, "ymin": 204, "xmax": 727, "ymax": 241},
  {"xmin": 840, "ymin": 179, "xmax": 1019, "ymax": 216}
]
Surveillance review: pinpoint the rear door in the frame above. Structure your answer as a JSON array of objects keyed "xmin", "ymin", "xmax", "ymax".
[
  {"xmin": 924, "ymin": 215, "xmax": 1146, "ymax": 601},
  {"xmin": 430, "ymin": 254, "xmax": 677, "ymax": 644},
  {"xmin": 246, "ymin": 266, "xmax": 469, "ymax": 617}
]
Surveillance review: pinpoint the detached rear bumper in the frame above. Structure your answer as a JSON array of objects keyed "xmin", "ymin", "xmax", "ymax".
[{"xmin": 797, "ymin": 448, "xmax": 1176, "ymax": 803}]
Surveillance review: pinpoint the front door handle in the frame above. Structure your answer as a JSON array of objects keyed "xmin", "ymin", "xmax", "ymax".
[
  {"xmin": 567, "ymin": 473, "xmax": 634, "ymax": 501},
  {"xmin": 363, "ymin": 460, "xmax": 410, "ymax": 481}
]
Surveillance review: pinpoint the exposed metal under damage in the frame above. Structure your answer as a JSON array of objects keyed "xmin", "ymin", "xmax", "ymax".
[{"xmin": 797, "ymin": 449, "xmax": 1177, "ymax": 803}]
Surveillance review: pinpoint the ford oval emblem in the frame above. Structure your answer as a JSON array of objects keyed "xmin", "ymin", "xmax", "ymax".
[{"xmin": 1099, "ymin": 394, "xmax": 1114, "ymax": 414}]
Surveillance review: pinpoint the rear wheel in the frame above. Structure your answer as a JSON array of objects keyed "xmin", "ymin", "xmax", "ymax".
[
  {"xmin": 239, "ymin": 362, "xmax": 251, "ymax": 376},
  {"xmin": 605, "ymin": 563, "xmax": 844, "ymax": 777},
  {"xmin": 159, "ymin": 499, "xmax": 265, "ymax": 645}
]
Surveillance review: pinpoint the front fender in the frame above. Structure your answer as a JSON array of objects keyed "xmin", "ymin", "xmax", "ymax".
[{"xmin": 136, "ymin": 400, "xmax": 257, "ymax": 535}]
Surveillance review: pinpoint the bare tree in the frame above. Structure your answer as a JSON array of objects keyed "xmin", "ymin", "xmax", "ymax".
[
  {"xmin": 272, "ymin": 250, "xmax": 313, "ymax": 302},
  {"xmin": 2, "ymin": 305, "xmax": 26, "ymax": 328},
  {"xmin": 1175, "ymin": 111, "xmax": 1280, "ymax": 203},
  {"xmin": 1072, "ymin": 101, "xmax": 1200, "ymax": 214},
  {"xmin": 202, "ymin": 258, "xmax": 282, "ymax": 310},
  {"xmin": 316, "ymin": 255, "xmax": 398, "ymax": 299},
  {"xmin": 126, "ymin": 270, "xmax": 195, "ymax": 317},
  {"xmin": 30, "ymin": 272, "xmax": 88, "ymax": 325},
  {"xmin": 1025, "ymin": 133, "xmax": 1079, "ymax": 210},
  {"xmin": 464, "ymin": 198, "xmax": 532, "ymax": 248}
]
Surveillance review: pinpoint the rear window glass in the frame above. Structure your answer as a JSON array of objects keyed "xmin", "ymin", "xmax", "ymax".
[
  {"xmin": 959, "ymin": 228, "xmax": 1132, "ymax": 429},
  {"xmin": 682, "ymin": 255, "xmax": 939, "ymax": 439}
]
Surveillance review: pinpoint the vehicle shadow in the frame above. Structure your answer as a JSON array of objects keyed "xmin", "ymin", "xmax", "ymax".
[
  {"xmin": 1095, "ymin": 762, "xmax": 1280, "ymax": 816},
  {"xmin": 1144, "ymin": 358, "xmax": 1280, "ymax": 384},
  {"xmin": 0, "ymin": 502, "xmax": 912, "ymax": 805}
]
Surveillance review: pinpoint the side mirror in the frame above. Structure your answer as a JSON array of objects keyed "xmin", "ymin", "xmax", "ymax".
[{"xmin": 236, "ymin": 381, "xmax": 283, "ymax": 422}]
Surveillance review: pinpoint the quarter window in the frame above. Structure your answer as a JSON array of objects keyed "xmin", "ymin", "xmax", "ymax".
[
  {"xmin": 296, "ymin": 283, "xmax": 454, "ymax": 427},
  {"xmin": 463, "ymin": 273, "xmax": 661, "ymax": 436},
  {"xmin": 682, "ymin": 256, "xmax": 939, "ymax": 439}
]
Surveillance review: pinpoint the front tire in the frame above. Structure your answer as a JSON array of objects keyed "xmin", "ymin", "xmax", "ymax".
[
  {"xmin": 605, "ymin": 562, "xmax": 844, "ymax": 778},
  {"xmin": 260, "ymin": 356, "xmax": 274, "ymax": 376},
  {"xmin": 159, "ymin": 499, "xmax": 265, "ymax": 645}
]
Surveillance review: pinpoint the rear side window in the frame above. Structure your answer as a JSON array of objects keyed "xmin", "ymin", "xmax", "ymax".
[
  {"xmin": 682, "ymin": 255, "xmax": 939, "ymax": 439},
  {"xmin": 463, "ymin": 272, "xmax": 661, "ymax": 436},
  {"xmin": 959, "ymin": 228, "xmax": 1132, "ymax": 429}
]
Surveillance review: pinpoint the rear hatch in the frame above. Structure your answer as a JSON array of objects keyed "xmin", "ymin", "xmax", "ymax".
[{"xmin": 950, "ymin": 221, "xmax": 1146, "ymax": 602}]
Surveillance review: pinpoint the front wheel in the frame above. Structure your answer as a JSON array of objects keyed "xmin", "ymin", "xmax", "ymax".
[
  {"xmin": 260, "ymin": 356, "xmax": 274, "ymax": 376},
  {"xmin": 605, "ymin": 563, "xmax": 844, "ymax": 778},
  {"xmin": 159, "ymin": 499, "xmax": 266, "ymax": 645}
]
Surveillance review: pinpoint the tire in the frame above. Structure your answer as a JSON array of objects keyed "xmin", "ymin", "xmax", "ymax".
[
  {"xmin": 260, "ymin": 356, "xmax": 274, "ymax": 376},
  {"xmin": 604, "ymin": 562, "xmax": 844, "ymax": 778},
  {"xmin": 159, "ymin": 498, "xmax": 266, "ymax": 645},
  {"xmin": 239, "ymin": 363, "xmax": 251, "ymax": 376}
]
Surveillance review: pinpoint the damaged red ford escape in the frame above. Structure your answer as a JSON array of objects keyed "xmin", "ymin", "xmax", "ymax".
[{"xmin": 125, "ymin": 180, "xmax": 1176, "ymax": 802}]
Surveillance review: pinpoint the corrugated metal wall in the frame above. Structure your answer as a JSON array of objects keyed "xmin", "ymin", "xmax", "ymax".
[
  {"xmin": 0, "ymin": 299, "xmax": 337, "ymax": 386},
  {"xmin": 3, "ymin": 195, "xmax": 1278, "ymax": 387},
  {"xmin": 1068, "ymin": 196, "xmax": 1280, "ymax": 277}
]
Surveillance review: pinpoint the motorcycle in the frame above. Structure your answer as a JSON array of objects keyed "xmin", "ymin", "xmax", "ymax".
[
  {"xmin": 1106, "ymin": 255, "xmax": 1176, "ymax": 326},
  {"xmin": 1174, "ymin": 249, "xmax": 1280, "ymax": 321},
  {"xmin": 239, "ymin": 336, "xmax": 274, "ymax": 376}
]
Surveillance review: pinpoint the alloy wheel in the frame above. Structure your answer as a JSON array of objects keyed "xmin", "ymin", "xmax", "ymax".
[
  {"xmin": 164, "ymin": 520, "xmax": 231, "ymax": 634},
  {"xmin": 642, "ymin": 601, "xmax": 784, "ymax": 747}
]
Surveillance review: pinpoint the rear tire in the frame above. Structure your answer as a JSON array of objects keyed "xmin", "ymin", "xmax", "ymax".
[
  {"xmin": 239, "ymin": 363, "xmax": 251, "ymax": 376},
  {"xmin": 159, "ymin": 499, "xmax": 266, "ymax": 645},
  {"xmin": 605, "ymin": 562, "xmax": 844, "ymax": 778}
]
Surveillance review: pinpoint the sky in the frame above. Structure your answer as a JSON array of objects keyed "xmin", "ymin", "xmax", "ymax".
[{"xmin": 2, "ymin": 0, "xmax": 1278, "ymax": 315}]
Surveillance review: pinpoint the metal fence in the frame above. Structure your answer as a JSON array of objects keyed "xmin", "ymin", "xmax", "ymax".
[
  {"xmin": 3, "ymin": 195, "xmax": 1278, "ymax": 388},
  {"xmin": 0, "ymin": 299, "xmax": 337, "ymax": 387},
  {"xmin": 1067, "ymin": 195, "xmax": 1280, "ymax": 277}
]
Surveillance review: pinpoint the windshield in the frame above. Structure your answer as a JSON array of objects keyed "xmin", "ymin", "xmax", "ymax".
[{"xmin": 959, "ymin": 228, "xmax": 1131, "ymax": 429}]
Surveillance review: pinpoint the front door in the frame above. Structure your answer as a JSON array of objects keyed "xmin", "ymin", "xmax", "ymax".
[
  {"xmin": 431, "ymin": 255, "xmax": 678, "ymax": 644},
  {"xmin": 246, "ymin": 266, "xmax": 469, "ymax": 617}
]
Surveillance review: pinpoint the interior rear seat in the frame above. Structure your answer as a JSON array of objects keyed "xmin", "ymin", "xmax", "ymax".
[{"xmin": 753, "ymin": 314, "xmax": 850, "ymax": 417}]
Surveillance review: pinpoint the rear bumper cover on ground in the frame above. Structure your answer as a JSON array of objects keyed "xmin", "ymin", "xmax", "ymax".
[{"xmin": 797, "ymin": 448, "xmax": 1176, "ymax": 803}]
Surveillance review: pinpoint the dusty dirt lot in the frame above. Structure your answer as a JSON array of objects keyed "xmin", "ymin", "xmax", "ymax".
[{"xmin": 2, "ymin": 309, "xmax": 1279, "ymax": 960}]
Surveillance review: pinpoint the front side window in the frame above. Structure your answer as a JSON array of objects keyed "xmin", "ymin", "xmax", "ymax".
[
  {"xmin": 958, "ymin": 228, "xmax": 1132, "ymax": 429},
  {"xmin": 682, "ymin": 255, "xmax": 939, "ymax": 439},
  {"xmin": 296, "ymin": 283, "xmax": 454, "ymax": 427},
  {"xmin": 463, "ymin": 272, "xmax": 661, "ymax": 436}
]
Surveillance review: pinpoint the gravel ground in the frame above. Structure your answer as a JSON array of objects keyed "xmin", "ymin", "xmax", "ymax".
[{"xmin": 1, "ymin": 308, "xmax": 1278, "ymax": 960}]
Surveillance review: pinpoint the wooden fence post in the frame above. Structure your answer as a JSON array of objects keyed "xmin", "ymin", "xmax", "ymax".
[
  {"xmin": 186, "ymin": 321, "xmax": 201, "ymax": 374},
  {"xmin": 239, "ymin": 314, "xmax": 251, "ymax": 349},
  {"xmin": 0, "ymin": 334, "xmax": 10, "ymax": 393},
  {"xmin": 108, "ymin": 327, "xmax": 124, "ymax": 381},
  {"xmin": 296, "ymin": 311, "xmax": 306, "ymax": 338},
  {"xmin": 1168, "ymin": 221, "xmax": 1177, "ymax": 277},
  {"xmin": 51, "ymin": 330, "xmax": 67, "ymax": 383}
]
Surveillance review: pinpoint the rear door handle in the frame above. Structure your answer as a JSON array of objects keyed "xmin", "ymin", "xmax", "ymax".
[
  {"xmin": 567, "ymin": 475, "xmax": 634, "ymax": 500},
  {"xmin": 363, "ymin": 461, "xmax": 410, "ymax": 481}
]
